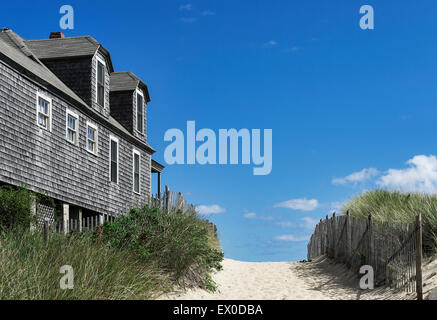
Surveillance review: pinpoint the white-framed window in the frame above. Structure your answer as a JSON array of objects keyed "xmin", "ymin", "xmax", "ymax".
[
  {"xmin": 96, "ymin": 56, "xmax": 106, "ymax": 107},
  {"xmin": 133, "ymin": 149, "xmax": 141, "ymax": 194},
  {"xmin": 65, "ymin": 109, "xmax": 79, "ymax": 145},
  {"xmin": 136, "ymin": 89, "xmax": 144, "ymax": 134},
  {"xmin": 109, "ymin": 135, "xmax": 119, "ymax": 184},
  {"xmin": 86, "ymin": 122, "xmax": 98, "ymax": 155},
  {"xmin": 36, "ymin": 92, "xmax": 52, "ymax": 132}
]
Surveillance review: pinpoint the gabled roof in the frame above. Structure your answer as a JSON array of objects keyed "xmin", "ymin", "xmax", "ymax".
[
  {"xmin": 0, "ymin": 29, "xmax": 89, "ymax": 108},
  {"xmin": 25, "ymin": 36, "xmax": 114, "ymax": 72},
  {"xmin": 110, "ymin": 71, "xmax": 151, "ymax": 102},
  {"xmin": 0, "ymin": 28, "xmax": 154, "ymax": 154}
]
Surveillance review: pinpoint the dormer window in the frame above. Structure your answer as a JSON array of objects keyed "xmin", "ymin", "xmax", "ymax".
[
  {"xmin": 136, "ymin": 89, "xmax": 144, "ymax": 133},
  {"xmin": 96, "ymin": 57, "xmax": 105, "ymax": 107}
]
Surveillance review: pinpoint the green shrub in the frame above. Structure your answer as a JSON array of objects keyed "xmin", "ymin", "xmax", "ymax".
[
  {"xmin": 0, "ymin": 230, "xmax": 169, "ymax": 299},
  {"xmin": 343, "ymin": 189, "xmax": 437, "ymax": 253},
  {"xmin": 101, "ymin": 205, "xmax": 224, "ymax": 289},
  {"xmin": 0, "ymin": 186, "xmax": 35, "ymax": 231}
]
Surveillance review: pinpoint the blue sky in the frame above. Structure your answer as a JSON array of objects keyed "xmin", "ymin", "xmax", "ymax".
[{"xmin": 3, "ymin": 1, "xmax": 437, "ymax": 261}]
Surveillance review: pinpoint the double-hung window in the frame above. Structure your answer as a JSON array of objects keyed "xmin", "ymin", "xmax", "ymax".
[
  {"xmin": 96, "ymin": 57, "xmax": 105, "ymax": 107},
  {"xmin": 133, "ymin": 149, "xmax": 141, "ymax": 194},
  {"xmin": 110, "ymin": 136, "xmax": 119, "ymax": 183},
  {"xmin": 66, "ymin": 110, "xmax": 79, "ymax": 145},
  {"xmin": 86, "ymin": 122, "xmax": 98, "ymax": 155},
  {"xmin": 136, "ymin": 89, "xmax": 144, "ymax": 133},
  {"xmin": 36, "ymin": 92, "xmax": 52, "ymax": 131}
]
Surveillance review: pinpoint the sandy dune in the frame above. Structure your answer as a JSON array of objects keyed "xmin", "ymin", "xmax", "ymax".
[{"xmin": 160, "ymin": 256, "xmax": 425, "ymax": 300}]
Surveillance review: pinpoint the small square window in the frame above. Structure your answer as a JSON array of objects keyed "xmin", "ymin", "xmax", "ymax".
[
  {"xmin": 86, "ymin": 123, "xmax": 98, "ymax": 155},
  {"xmin": 66, "ymin": 110, "xmax": 79, "ymax": 145},
  {"xmin": 36, "ymin": 94, "xmax": 51, "ymax": 131}
]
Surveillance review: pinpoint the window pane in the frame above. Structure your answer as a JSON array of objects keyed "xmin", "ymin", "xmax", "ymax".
[
  {"xmin": 39, "ymin": 114, "xmax": 47, "ymax": 127},
  {"xmin": 68, "ymin": 115, "xmax": 76, "ymax": 130},
  {"xmin": 39, "ymin": 99, "xmax": 48, "ymax": 115},
  {"xmin": 98, "ymin": 84, "xmax": 104, "ymax": 106},
  {"xmin": 111, "ymin": 162, "xmax": 117, "ymax": 183},
  {"xmin": 137, "ymin": 94, "xmax": 143, "ymax": 132},
  {"xmin": 88, "ymin": 127, "xmax": 95, "ymax": 141},
  {"xmin": 134, "ymin": 173, "xmax": 139, "ymax": 193},
  {"xmin": 97, "ymin": 62, "xmax": 105, "ymax": 105},
  {"xmin": 110, "ymin": 140, "xmax": 118, "ymax": 183},
  {"xmin": 67, "ymin": 129, "xmax": 75, "ymax": 143},
  {"xmin": 134, "ymin": 154, "xmax": 140, "ymax": 174},
  {"xmin": 97, "ymin": 62, "xmax": 104, "ymax": 84},
  {"xmin": 111, "ymin": 140, "xmax": 118, "ymax": 162}
]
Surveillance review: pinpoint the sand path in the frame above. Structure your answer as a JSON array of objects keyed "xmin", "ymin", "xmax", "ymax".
[{"xmin": 160, "ymin": 256, "xmax": 416, "ymax": 300}]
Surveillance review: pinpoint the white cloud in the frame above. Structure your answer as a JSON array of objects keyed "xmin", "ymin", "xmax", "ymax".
[
  {"xmin": 274, "ymin": 198, "xmax": 319, "ymax": 211},
  {"xmin": 180, "ymin": 17, "xmax": 197, "ymax": 23},
  {"xmin": 264, "ymin": 40, "xmax": 278, "ymax": 47},
  {"xmin": 377, "ymin": 155, "xmax": 437, "ymax": 194},
  {"xmin": 283, "ymin": 46, "xmax": 300, "ymax": 53},
  {"xmin": 200, "ymin": 10, "xmax": 215, "ymax": 16},
  {"xmin": 243, "ymin": 212, "xmax": 274, "ymax": 220},
  {"xmin": 332, "ymin": 168, "xmax": 379, "ymax": 185},
  {"xmin": 301, "ymin": 217, "xmax": 319, "ymax": 230},
  {"xmin": 274, "ymin": 234, "xmax": 310, "ymax": 242},
  {"xmin": 330, "ymin": 201, "xmax": 344, "ymax": 212},
  {"xmin": 196, "ymin": 204, "xmax": 226, "ymax": 215},
  {"xmin": 243, "ymin": 212, "xmax": 257, "ymax": 219},
  {"xmin": 179, "ymin": 4, "xmax": 193, "ymax": 11},
  {"xmin": 276, "ymin": 221, "xmax": 295, "ymax": 228}
]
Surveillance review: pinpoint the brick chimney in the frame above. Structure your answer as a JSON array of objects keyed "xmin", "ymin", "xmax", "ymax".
[{"xmin": 49, "ymin": 32, "xmax": 65, "ymax": 39}]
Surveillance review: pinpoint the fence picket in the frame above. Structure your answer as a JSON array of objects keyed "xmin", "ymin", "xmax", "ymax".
[{"xmin": 307, "ymin": 212, "xmax": 423, "ymax": 299}]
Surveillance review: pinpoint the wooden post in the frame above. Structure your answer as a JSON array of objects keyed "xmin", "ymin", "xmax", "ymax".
[
  {"xmin": 416, "ymin": 213, "xmax": 423, "ymax": 300},
  {"xmin": 78, "ymin": 208, "xmax": 83, "ymax": 232},
  {"xmin": 157, "ymin": 172, "xmax": 161, "ymax": 199},
  {"xmin": 332, "ymin": 212, "xmax": 337, "ymax": 259},
  {"xmin": 165, "ymin": 185, "xmax": 170, "ymax": 212},
  {"xmin": 368, "ymin": 214, "xmax": 374, "ymax": 268},
  {"xmin": 346, "ymin": 210, "xmax": 352, "ymax": 266},
  {"xmin": 43, "ymin": 220, "xmax": 49, "ymax": 244},
  {"xmin": 319, "ymin": 219, "xmax": 325, "ymax": 255},
  {"xmin": 62, "ymin": 203, "xmax": 69, "ymax": 235},
  {"xmin": 30, "ymin": 198, "xmax": 37, "ymax": 232},
  {"xmin": 325, "ymin": 215, "xmax": 329, "ymax": 255}
]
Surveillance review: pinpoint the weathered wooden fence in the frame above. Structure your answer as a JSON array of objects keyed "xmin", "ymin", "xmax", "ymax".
[
  {"xmin": 307, "ymin": 211, "xmax": 423, "ymax": 300},
  {"xmin": 36, "ymin": 186, "xmax": 197, "ymax": 235},
  {"xmin": 149, "ymin": 186, "xmax": 195, "ymax": 214}
]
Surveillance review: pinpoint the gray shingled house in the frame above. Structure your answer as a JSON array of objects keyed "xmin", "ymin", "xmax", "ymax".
[{"xmin": 0, "ymin": 29, "xmax": 164, "ymax": 227}]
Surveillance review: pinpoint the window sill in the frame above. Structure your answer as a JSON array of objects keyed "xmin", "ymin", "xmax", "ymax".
[
  {"xmin": 135, "ymin": 129, "xmax": 145, "ymax": 136},
  {"xmin": 86, "ymin": 149, "xmax": 99, "ymax": 157},
  {"xmin": 37, "ymin": 125, "xmax": 51, "ymax": 133},
  {"xmin": 66, "ymin": 139, "xmax": 79, "ymax": 147}
]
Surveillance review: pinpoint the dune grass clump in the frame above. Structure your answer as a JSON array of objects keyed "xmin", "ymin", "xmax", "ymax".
[
  {"xmin": 342, "ymin": 189, "xmax": 437, "ymax": 252},
  {"xmin": 0, "ymin": 187, "xmax": 223, "ymax": 299},
  {"xmin": 0, "ymin": 230, "xmax": 168, "ymax": 299},
  {"xmin": 102, "ymin": 205, "xmax": 224, "ymax": 289}
]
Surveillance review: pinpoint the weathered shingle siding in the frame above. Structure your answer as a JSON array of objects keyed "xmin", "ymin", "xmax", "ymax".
[
  {"xmin": 91, "ymin": 51, "xmax": 110, "ymax": 118},
  {"xmin": 0, "ymin": 59, "xmax": 151, "ymax": 217},
  {"xmin": 109, "ymin": 91, "xmax": 133, "ymax": 133},
  {"xmin": 42, "ymin": 57, "xmax": 92, "ymax": 107}
]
